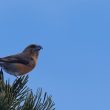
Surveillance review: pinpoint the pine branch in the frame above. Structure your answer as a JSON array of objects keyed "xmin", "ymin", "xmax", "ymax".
[{"xmin": 0, "ymin": 70, "xmax": 55, "ymax": 110}]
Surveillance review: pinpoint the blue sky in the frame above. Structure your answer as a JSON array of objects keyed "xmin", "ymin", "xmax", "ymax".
[{"xmin": 0, "ymin": 0, "xmax": 110, "ymax": 110}]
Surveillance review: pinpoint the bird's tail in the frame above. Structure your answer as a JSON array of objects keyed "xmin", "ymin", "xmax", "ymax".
[
  {"xmin": 0, "ymin": 58, "xmax": 4, "ymax": 62},
  {"xmin": 0, "ymin": 58, "xmax": 5, "ymax": 66}
]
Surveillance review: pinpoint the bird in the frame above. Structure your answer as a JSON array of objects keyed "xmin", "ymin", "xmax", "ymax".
[{"xmin": 0, "ymin": 44, "xmax": 42, "ymax": 76}]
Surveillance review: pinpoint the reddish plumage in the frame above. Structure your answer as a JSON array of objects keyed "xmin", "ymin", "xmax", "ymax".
[{"xmin": 0, "ymin": 44, "xmax": 42, "ymax": 76}]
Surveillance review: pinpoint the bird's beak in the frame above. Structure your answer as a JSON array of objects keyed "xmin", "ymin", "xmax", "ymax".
[{"xmin": 35, "ymin": 45, "xmax": 43, "ymax": 51}]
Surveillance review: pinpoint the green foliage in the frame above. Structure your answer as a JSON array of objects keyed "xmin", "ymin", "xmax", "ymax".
[{"xmin": 0, "ymin": 70, "xmax": 55, "ymax": 110}]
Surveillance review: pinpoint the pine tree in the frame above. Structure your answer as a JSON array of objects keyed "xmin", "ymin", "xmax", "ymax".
[{"xmin": 0, "ymin": 69, "xmax": 55, "ymax": 110}]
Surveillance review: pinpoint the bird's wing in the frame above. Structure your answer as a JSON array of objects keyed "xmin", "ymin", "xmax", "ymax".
[{"xmin": 0, "ymin": 54, "xmax": 31, "ymax": 65}]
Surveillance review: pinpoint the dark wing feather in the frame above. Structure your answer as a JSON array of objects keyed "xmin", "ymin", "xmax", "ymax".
[{"xmin": 0, "ymin": 54, "xmax": 31, "ymax": 65}]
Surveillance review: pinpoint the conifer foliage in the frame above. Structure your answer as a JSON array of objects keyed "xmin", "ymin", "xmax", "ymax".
[{"xmin": 0, "ymin": 70, "xmax": 55, "ymax": 110}]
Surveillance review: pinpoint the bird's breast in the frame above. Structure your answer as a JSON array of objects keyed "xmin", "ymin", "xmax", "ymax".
[
  {"xmin": 15, "ymin": 56, "xmax": 37, "ymax": 75},
  {"xmin": 15, "ymin": 63, "xmax": 35, "ymax": 75}
]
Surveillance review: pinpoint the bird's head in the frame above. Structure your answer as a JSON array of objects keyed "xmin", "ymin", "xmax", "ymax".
[{"xmin": 23, "ymin": 44, "xmax": 43, "ymax": 56}]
